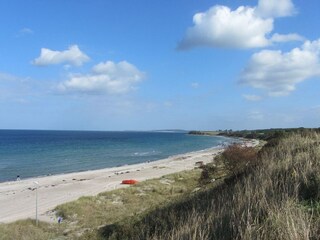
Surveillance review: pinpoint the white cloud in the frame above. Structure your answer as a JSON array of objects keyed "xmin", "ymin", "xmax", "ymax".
[
  {"xmin": 19, "ymin": 28, "xmax": 34, "ymax": 35},
  {"xmin": 243, "ymin": 94, "xmax": 262, "ymax": 101},
  {"xmin": 178, "ymin": 5, "xmax": 273, "ymax": 49},
  {"xmin": 191, "ymin": 82, "xmax": 199, "ymax": 88},
  {"xmin": 178, "ymin": 0, "xmax": 299, "ymax": 50},
  {"xmin": 58, "ymin": 61, "xmax": 145, "ymax": 94},
  {"xmin": 240, "ymin": 39, "xmax": 320, "ymax": 96},
  {"xmin": 256, "ymin": 0, "xmax": 296, "ymax": 18},
  {"xmin": 271, "ymin": 33, "xmax": 304, "ymax": 43},
  {"xmin": 33, "ymin": 45, "xmax": 90, "ymax": 66}
]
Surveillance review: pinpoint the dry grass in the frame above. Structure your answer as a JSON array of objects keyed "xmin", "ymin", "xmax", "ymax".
[
  {"xmin": 0, "ymin": 219, "xmax": 64, "ymax": 240},
  {"xmin": 55, "ymin": 170, "xmax": 202, "ymax": 229},
  {"xmin": 220, "ymin": 144, "xmax": 257, "ymax": 174},
  {"xmin": 100, "ymin": 131, "xmax": 320, "ymax": 240}
]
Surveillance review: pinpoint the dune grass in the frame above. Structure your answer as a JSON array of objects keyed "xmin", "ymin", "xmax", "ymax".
[
  {"xmin": 54, "ymin": 170, "xmax": 205, "ymax": 236},
  {"xmin": 0, "ymin": 219, "xmax": 65, "ymax": 240},
  {"xmin": 99, "ymin": 130, "xmax": 320, "ymax": 240}
]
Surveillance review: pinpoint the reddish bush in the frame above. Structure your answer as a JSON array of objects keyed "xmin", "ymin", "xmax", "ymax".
[{"xmin": 222, "ymin": 144, "xmax": 257, "ymax": 174}]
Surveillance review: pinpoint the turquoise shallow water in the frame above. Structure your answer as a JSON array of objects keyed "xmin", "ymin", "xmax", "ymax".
[{"xmin": 0, "ymin": 130, "xmax": 237, "ymax": 182}]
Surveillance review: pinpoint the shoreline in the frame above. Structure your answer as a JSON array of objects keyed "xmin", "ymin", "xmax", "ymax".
[
  {"xmin": 0, "ymin": 135, "xmax": 233, "ymax": 184},
  {"xmin": 0, "ymin": 144, "xmax": 227, "ymax": 185},
  {"xmin": 0, "ymin": 139, "xmax": 258, "ymax": 224}
]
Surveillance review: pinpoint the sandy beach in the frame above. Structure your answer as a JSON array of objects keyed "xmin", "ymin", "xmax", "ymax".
[{"xmin": 0, "ymin": 139, "xmax": 258, "ymax": 224}]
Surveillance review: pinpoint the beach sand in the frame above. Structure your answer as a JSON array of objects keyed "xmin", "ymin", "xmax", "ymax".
[{"xmin": 0, "ymin": 139, "xmax": 258, "ymax": 224}]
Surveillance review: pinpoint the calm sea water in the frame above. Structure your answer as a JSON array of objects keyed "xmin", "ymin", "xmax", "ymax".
[{"xmin": 0, "ymin": 130, "xmax": 236, "ymax": 182}]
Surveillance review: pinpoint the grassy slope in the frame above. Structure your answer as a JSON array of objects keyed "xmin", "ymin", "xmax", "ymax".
[
  {"xmin": 55, "ymin": 170, "xmax": 207, "ymax": 239},
  {"xmin": 0, "ymin": 219, "xmax": 65, "ymax": 240},
  {"xmin": 103, "ymin": 130, "xmax": 320, "ymax": 240}
]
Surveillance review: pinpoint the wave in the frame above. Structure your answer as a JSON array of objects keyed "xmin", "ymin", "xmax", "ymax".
[{"xmin": 132, "ymin": 150, "xmax": 161, "ymax": 157}]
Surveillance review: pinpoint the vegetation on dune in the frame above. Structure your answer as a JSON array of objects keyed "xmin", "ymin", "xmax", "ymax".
[
  {"xmin": 2, "ymin": 128, "xmax": 320, "ymax": 240},
  {"xmin": 0, "ymin": 219, "xmax": 64, "ymax": 240},
  {"xmin": 188, "ymin": 131, "xmax": 220, "ymax": 136},
  {"xmin": 102, "ymin": 130, "xmax": 320, "ymax": 240},
  {"xmin": 190, "ymin": 127, "xmax": 320, "ymax": 141},
  {"xmin": 217, "ymin": 127, "xmax": 320, "ymax": 141},
  {"xmin": 220, "ymin": 144, "xmax": 257, "ymax": 174},
  {"xmin": 54, "ymin": 170, "xmax": 203, "ymax": 238}
]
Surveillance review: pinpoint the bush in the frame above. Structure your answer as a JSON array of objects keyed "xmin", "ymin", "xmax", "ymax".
[
  {"xmin": 299, "ymin": 172, "xmax": 320, "ymax": 201},
  {"xmin": 221, "ymin": 144, "xmax": 257, "ymax": 174},
  {"xmin": 198, "ymin": 164, "xmax": 217, "ymax": 185}
]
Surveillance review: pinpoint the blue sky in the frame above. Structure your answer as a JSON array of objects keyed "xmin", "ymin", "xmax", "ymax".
[{"xmin": 0, "ymin": 0, "xmax": 319, "ymax": 131}]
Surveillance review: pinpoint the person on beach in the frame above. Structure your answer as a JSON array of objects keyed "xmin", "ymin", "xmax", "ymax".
[{"xmin": 16, "ymin": 175, "xmax": 21, "ymax": 181}]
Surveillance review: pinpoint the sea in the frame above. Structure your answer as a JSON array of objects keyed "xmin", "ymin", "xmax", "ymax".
[{"xmin": 0, "ymin": 130, "xmax": 237, "ymax": 182}]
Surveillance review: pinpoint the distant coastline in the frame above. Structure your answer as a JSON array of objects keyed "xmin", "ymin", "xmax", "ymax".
[{"xmin": 188, "ymin": 130, "xmax": 220, "ymax": 136}]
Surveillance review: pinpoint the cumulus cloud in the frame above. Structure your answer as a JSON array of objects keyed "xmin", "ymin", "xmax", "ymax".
[
  {"xmin": 256, "ymin": 0, "xmax": 296, "ymax": 18},
  {"xmin": 243, "ymin": 94, "xmax": 262, "ymax": 101},
  {"xmin": 240, "ymin": 39, "xmax": 320, "ymax": 96},
  {"xmin": 178, "ymin": 0, "xmax": 298, "ymax": 50},
  {"xmin": 178, "ymin": 5, "xmax": 273, "ymax": 49},
  {"xmin": 58, "ymin": 61, "xmax": 145, "ymax": 94},
  {"xmin": 33, "ymin": 45, "xmax": 90, "ymax": 66}
]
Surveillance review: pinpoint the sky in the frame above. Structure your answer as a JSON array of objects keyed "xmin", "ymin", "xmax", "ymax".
[{"xmin": 0, "ymin": 0, "xmax": 319, "ymax": 131}]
